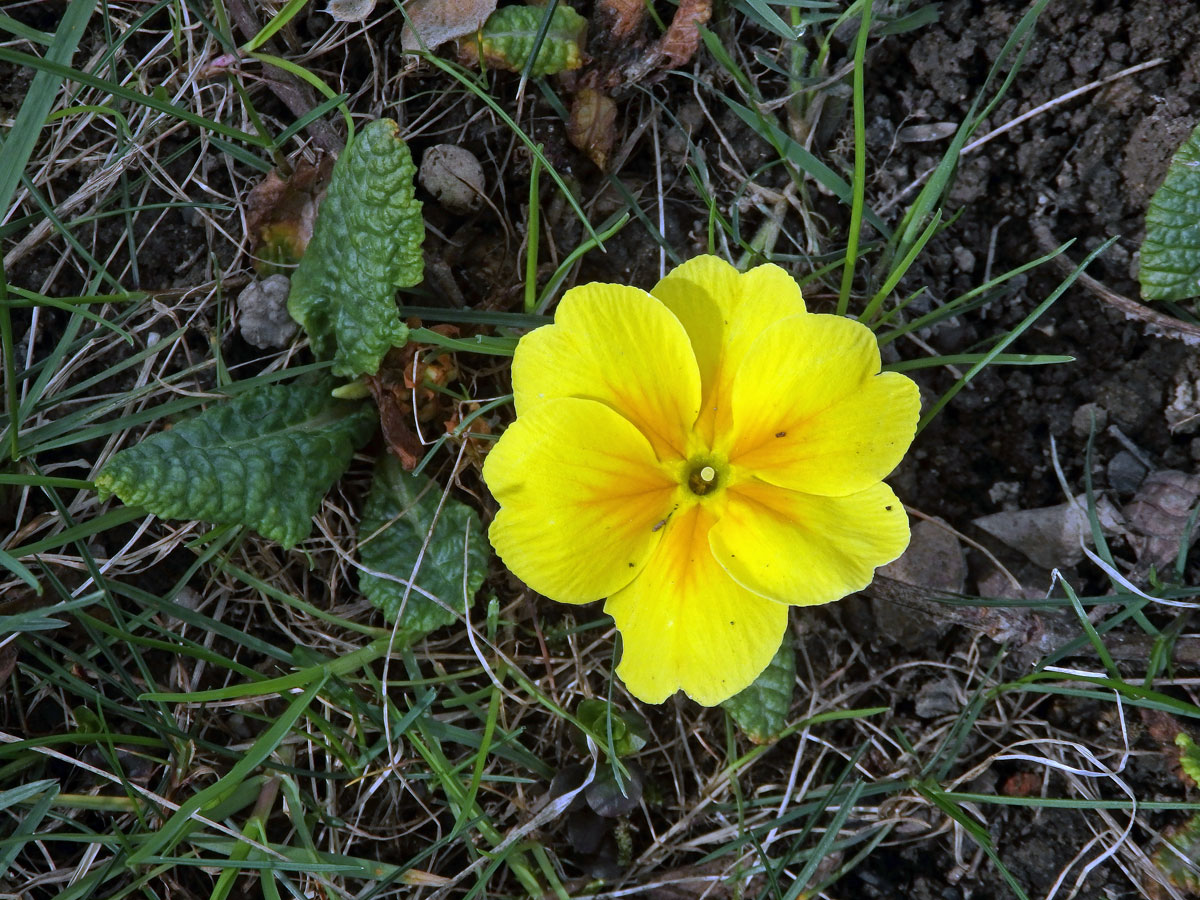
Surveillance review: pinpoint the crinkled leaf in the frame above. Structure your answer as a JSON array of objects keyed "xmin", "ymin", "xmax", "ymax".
[
  {"xmin": 720, "ymin": 638, "xmax": 794, "ymax": 743},
  {"xmin": 288, "ymin": 118, "xmax": 424, "ymax": 377},
  {"xmin": 1141, "ymin": 123, "xmax": 1200, "ymax": 301},
  {"xmin": 357, "ymin": 454, "xmax": 487, "ymax": 642},
  {"xmin": 95, "ymin": 381, "xmax": 376, "ymax": 548},
  {"xmin": 472, "ymin": 5, "xmax": 587, "ymax": 76}
]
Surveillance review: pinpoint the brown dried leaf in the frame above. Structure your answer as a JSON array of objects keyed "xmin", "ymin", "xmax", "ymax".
[
  {"xmin": 366, "ymin": 329, "xmax": 461, "ymax": 470},
  {"xmin": 244, "ymin": 158, "xmax": 333, "ymax": 274},
  {"xmin": 445, "ymin": 401, "xmax": 493, "ymax": 471},
  {"xmin": 327, "ymin": 0, "xmax": 376, "ymax": 21},
  {"xmin": 1000, "ymin": 772, "xmax": 1040, "ymax": 798},
  {"xmin": 656, "ymin": 0, "xmax": 711, "ymax": 68},
  {"xmin": 567, "ymin": 88, "xmax": 617, "ymax": 170},
  {"xmin": 1125, "ymin": 470, "xmax": 1200, "ymax": 572},
  {"xmin": 401, "ymin": 0, "xmax": 498, "ymax": 52},
  {"xmin": 594, "ymin": 0, "xmax": 645, "ymax": 41}
]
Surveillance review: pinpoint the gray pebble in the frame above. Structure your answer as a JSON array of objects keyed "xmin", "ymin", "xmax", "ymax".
[{"xmin": 1107, "ymin": 450, "xmax": 1148, "ymax": 493}]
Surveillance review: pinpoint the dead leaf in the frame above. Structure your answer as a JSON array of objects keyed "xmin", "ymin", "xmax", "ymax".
[
  {"xmin": 594, "ymin": 0, "xmax": 645, "ymax": 41},
  {"xmin": 973, "ymin": 494, "xmax": 1124, "ymax": 570},
  {"xmin": 568, "ymin": 88, "xmax": 617, "ymax": 170},
  {"xmin": 1000, "ymin": 772, "xmax": 1041, "ymax": 798},
  {"xmin": 366, "ymin": 329, "xmax": 461, "ymax": 470},
  {"xmin": 1125, "ymin": 470, "xmax": 1200, "ymax": 573},
  {"xmin": 244, "ymin": 158, "xmax": 333, "ymax": 274},
  {"xmin": 327, "ymin": 0, "xmax": 376, "ymax": 21},
  {"xmin": 656, "ymin": 0, "xmax": 711, "ymax": 68},
  {"xmin": 401, "ymin": 0, "xmax": 498, "ymax": 53},
  {"xmin": 444, "ymin": 401, "xmax": 492, "ymax": 471}
]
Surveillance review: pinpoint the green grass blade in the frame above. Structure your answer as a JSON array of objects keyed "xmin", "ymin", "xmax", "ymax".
[{"xmin": 0, "ymin": 0, "xmax": 96, "ymax": 220}]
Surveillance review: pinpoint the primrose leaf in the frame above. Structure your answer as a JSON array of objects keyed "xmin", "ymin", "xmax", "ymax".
[
  {"xmin": 720, "ymin": 638, "xmax": 795, "ymax": 743},
  {"xmin": 95, "ymin": 381, "xmax": 377, "ymax": 548},
  {"xmin": 288, "ymin": 118, "xmax": 424, "ymax": 378},
  {"xmin": 1141, "ymin": 123, "xmax": 1200, "ymax": 301},
  {"xmin": 471, "ymin": 5, "xmax": 587, "ymax": 77},
  {"xmin": 357, "ymin": 454, "xmax": 488, "ymax": 642}
]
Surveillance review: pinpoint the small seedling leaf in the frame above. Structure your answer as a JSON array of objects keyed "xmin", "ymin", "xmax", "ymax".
[
  {"xmin": 721, "ymin": 637, "xmax": 794, "ymax": 743},
  {"xmin": 95, "ymin": 381, "xmax": 376, "ymax": 548},
  {"xmin": 288, "ymin": 118, "xmax": 424, "ymax": 377},
  {"xmin": 577, "ymin": 699, "xmax": 649, "ymax": 757},
  {"xmin": 357, "ymin": 455, "xmax": 487, "ymax": 642},
  {"xmin": 1177, "ymin": 733, "xmax": 1200, "ymax": 785},
  {"xmin": 1141, "ymin": 123, "xmax": 1200, "ymax": 301},
  {"xmin": 469, "ymin": 5, "xmax": 587, "ymax": 77}
]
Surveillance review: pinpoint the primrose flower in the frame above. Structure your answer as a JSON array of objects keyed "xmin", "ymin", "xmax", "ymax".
[{"xmin": 482, "ymin": 256, "xmax": 920, "ymax": 706}]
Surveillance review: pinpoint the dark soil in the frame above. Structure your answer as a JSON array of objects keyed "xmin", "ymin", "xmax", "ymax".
[{"xmin": 843, "ymin": 2, "xmax": 1200, "ymax": 897}]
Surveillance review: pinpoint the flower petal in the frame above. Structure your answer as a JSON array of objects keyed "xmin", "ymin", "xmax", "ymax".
[
  {"xmin": 605, "ymin": 504, "xmax": 789, "ymax": 706},
  {"xmin": 484, "ymin": 397, "xmax": 678, "ymax": 604},
  {"xmin": 724, "ymin": 313, "xmax": 920, "ymax": 495},
  {"xmin": 709, "ymin": 480, "xmax": 909, "ymax": 606},
  {"xmin": 651, "ymin": 256, "xmax": 806, "ymax": 442},
  {"xmin": 512, "ymin": 283, "xmax": 701, "ymax": 461}
]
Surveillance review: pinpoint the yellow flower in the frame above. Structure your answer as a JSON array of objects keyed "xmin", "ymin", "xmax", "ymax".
[{"xmin": 483, "ymin": 256, "xmax": 920, "ymax": 706}]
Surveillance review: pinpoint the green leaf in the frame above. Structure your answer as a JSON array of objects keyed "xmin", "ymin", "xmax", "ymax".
[
  {"xmin": 357, "ymin": 455, "xmax": 488, "ymax": 642},
  {"xmin": 95, "ymin": 381, "xmax": 376, "ymax": 548},
  {"xmin": 1141, "ymin": 123, "xmax": 1200, "ymax": 300},
  {"xmin": 288, "ymin": 118, "xmax": 424, "ymax": 378},
  {"xmin": 1177, "ymin": 732, "xmax": 1200, "ymax": 784},
  {"xmin": 576, "ymin": 699, "xmax": 649, "ymax": 757},
  {"xmin": 475, "ymin": 5, "xmax": 587, "ymax": 77},
  {"xmin": 721, "ymin": 638, "xmax": 795, "ymax": 743}
]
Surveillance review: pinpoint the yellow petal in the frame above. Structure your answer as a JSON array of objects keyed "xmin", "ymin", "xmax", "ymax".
[
  {"xmin": 512, "ymin": 283, "xmax": 701, "ymax": 461},
  {"xmin": 709, "ymin": 480, "xmax": 909, "ymax": 606},
  {"xmin": 605, "ymin": 504, "xmax": 789, "ymax": 706},
  {"xmin": 724, "ymin": 313, "xmax": 920, "ymax": 495},
  {"xmin": 651, "ymin": 256, "xmax": 806, "ymax": 442},
  {"xmin": 484, "ymin": 397, "xmax": 677, "ymax": 604}
]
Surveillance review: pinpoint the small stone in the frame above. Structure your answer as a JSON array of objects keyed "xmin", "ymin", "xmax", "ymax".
[
  {"xmin": 238, "ymin": 275, "xmax": 297, "ymax": 349},
  {"xmin": 987, "ymin": 480, "xmax": 1022, "ymax": 509},
  {"xmin": 419, "ymin": 144, "xmax": 486, "ymax": 214},
  {"xmin": 1107, "ymin": 450, "xmax": 1148, "ymax": 493},
  {"xmin": 881, "ymin": 518, "xmax": 965, "ymax": 593},
  {"xmin": 952, "ymin": 246, "xmax": 976, "ymax": 272},
  {"xmin": 915, "ymin": 677, "xmax": 961, "ymax": 719},
  {"xmin": 1071, "ymin": 402, "xmax": 1108, "ymax": 437}
]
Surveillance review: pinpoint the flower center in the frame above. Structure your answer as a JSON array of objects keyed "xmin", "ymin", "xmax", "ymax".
[{"xmin": 687, "ymin": 463, "xmax": 719, "ymax": 496}]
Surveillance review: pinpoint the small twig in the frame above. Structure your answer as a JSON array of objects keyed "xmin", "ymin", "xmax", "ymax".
[{"xmin": 1033, "ymin": 221, "xmax": 1200, "ymax": 346}]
